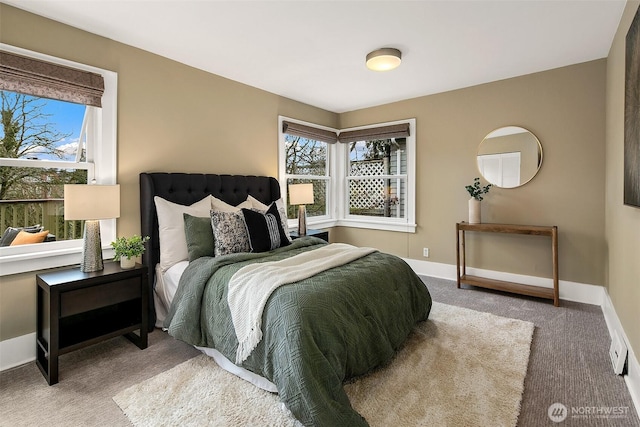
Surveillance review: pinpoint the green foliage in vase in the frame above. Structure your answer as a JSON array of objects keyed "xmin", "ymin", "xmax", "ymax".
[
  {"xmin": 111, "ymin": 235, "xmax": 150, "ymax": 261},
  {"xmin": 465, "ymin": 177, "xmax": 492, "ymax": 201}
]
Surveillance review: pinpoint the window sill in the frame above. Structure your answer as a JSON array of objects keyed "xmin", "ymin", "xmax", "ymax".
[
  {"xmin": 296, "ymin": 217, "xmax": 416, "ymax": 233},
  {"xmin": 0, "ymin": 243, "xmax": 115, "ymax": 276},
  {"xmin": 335, "ymin": 218, "xmax": 417, "ymax": 233}
]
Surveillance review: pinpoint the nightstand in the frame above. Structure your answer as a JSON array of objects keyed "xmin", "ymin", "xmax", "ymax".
[
  {"xmin": 36, "ymin": 262, "xmax": 149, "ymax": 385},
  {"xmin": 290, "ymin": 229, "xmax": 329, "ymax": 242}
]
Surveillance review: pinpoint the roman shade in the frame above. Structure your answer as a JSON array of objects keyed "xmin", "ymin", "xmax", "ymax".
[
  {"xmin": 0, "ymin": 50, "xmax": 104, "ymax": 107},
  {"xmin": 338, "ymin": 122, "xmax": 410, "ymax": 143},
  {"xmin": 282, "ymin": 121, "xmax": 338, "ymax": 144}
]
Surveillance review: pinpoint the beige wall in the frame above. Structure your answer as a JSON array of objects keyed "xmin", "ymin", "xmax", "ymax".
[
  {"xmin": 338, "ymin": 59, "xmax": 607, "ymax": 287},
  {"xmin": 0, "ymin": 4, "xmax": 338, "ymax": 341},
  {"xmin": 0, "ymin": 3, "xmax": 620, "ymax": 348},
  {"xmin": 605, "ymin": 1, "xmax": 640, "ymax": 362}
]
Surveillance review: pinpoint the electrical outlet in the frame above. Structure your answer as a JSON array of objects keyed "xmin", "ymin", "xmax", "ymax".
[
  {"xmin": 423, "ymin": 248, "xmax": 429, "ymax": 258},
  {"xmin": 609, "ymin": 331, "xmax": 628, "ymax": 375}
]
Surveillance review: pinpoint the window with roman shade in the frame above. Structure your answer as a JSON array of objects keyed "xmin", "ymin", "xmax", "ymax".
[
  {"xmin": 341, "ymin": 121, "xmax": 415, "ymax": 229},
  {"xmin": 279, "ymin": 116, "xmax": 416, "ymax": 233},
  {"xmin": 280, "ymin": 119, "xmax": 335, "ymax": 221},
  {"xmin": 0, "ymin": 44, "xmax": 117, "ymax": 276}
]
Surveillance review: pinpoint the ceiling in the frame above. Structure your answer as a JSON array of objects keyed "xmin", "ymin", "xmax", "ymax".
[{"xmin": 5, "ymin": 0, "xmax": 627, "ymax": 113}]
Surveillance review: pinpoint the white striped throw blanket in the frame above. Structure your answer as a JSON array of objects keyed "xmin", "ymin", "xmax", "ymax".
[{"xmin": 229, "ymin": 243, "xmax": 377, "ymax": 363}]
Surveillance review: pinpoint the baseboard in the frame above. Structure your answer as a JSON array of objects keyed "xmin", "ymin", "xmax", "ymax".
[
  {"xmin": 601, "ymin": 290, "xmax": 640, "ymax": 419},
  {"xmin": 0, "ymin": 332, "xmax": 35, "ymax": 372},
  {"xmin": 403, "ymin": 258, "xmax": 605, "ymax": 306}
]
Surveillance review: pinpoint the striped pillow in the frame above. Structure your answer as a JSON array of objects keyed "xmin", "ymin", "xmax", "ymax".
[{"xmin": 241, "ymin": 203, "xmax": 290, "ymax": 253}]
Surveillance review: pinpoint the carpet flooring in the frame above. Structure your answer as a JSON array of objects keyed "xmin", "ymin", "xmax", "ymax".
[
  {"xmin": 0, "ymin": 276, "xmax": 638, "ymax": 426},
  {"xmin": 113, "ymin": 302, "xmax": 534, "ymax": 426}
]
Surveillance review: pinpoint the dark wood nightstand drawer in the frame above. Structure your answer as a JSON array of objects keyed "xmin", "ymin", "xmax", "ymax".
[{"xmin": 60, "ymin": 278, "xmax": 141, "ymax": 317}]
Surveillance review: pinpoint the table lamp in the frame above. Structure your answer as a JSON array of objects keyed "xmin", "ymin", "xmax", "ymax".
[
  {"xmin": 64, "ymin": 184, "xmax": 120, "ymax": 272},
  {"xmin": 288, "ymin": 183, "xmax": 314, "ymax": 236}
]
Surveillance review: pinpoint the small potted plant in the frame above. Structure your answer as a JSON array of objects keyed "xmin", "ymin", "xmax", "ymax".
[
  {"xmin": 465, "ymin": 177, "xmax": 492, "ymax": 224},
  {"xmin": 111, "ymin": 235, "xmax": 150, "ymax": 269}
]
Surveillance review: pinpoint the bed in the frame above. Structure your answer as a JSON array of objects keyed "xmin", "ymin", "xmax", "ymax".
[{"xmin": 140, "ymin": 172, "xmax": 432, "ymax": 427}]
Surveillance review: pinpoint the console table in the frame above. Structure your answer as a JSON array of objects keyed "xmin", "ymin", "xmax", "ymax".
[{"xmin": 456, "ymin": 222, "xmax": 559, "ymax": 306}]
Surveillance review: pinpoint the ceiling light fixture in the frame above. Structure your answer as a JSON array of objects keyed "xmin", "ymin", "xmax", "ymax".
[{"xmin": 366, "ymin": 48, "xmax": 402, "ymax": 71}]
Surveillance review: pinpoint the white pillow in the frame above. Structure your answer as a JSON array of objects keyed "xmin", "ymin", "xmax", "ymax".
[
  {"xmin": 246, "ymin": 195, "xmax": 291, "ymax": 241},
  {"xmin": 154, "ymin": 195, "xmax": 212, "ymax": 272},
  {"xmin": 212, "ymin": 195, "xmax": 252, "ymax": 212}
]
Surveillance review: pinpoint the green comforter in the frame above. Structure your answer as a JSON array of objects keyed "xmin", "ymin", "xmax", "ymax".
[{"xmin": 164, "ymin": 237, "xmax": 432, "ymax": 426}]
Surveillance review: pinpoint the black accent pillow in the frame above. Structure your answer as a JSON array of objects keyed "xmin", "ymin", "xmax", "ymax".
[
  {"xmin": 241, "ymin": 203, "xmax": 291, "ymax": 253},
  {"xmin": 183, "ymin": 213, "xmax": 215, "ymax": 261}
]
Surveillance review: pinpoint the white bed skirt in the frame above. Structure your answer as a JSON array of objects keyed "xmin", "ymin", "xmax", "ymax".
[
  {"xmin": 154, "ymin": 263, "xmax": 278, "ymax": 394},
  {"xmin": 195, "ymin": 346, "xmax": 278, "ymax": 393}
]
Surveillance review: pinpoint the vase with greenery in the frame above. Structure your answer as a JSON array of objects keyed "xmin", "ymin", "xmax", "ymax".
[
  {"xmin": 465, "ymin": 177, "xmax": 492, "ymax": 224},
  {"xmin": 111, "ymin": 235, "xmax": 149, "ymax": 269}
]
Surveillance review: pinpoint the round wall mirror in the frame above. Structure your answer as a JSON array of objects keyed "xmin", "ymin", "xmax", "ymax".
[{"xmin": 477, "ymin": 126, "xmax": 543, "ymax": 188}]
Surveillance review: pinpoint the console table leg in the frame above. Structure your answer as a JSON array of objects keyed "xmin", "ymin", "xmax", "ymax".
[
  {"xmin": 456, "ymin": 225, "xmax": 461, "ymax": 288},
  {"xmin": 461, "ymin": 230, "xmax": 466, "ymax": 283},
  {"xmin": 552, "ymin": 226, "xmax": 559, "ymax": 307}
]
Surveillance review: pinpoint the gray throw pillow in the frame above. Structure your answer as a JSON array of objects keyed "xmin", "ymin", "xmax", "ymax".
[
  {"xmin": 210, "ymin": 210, "xmax": 251, "ymax": 256},
  {"xmin": 183, "ymin": 213, "xmax": 214, "ymax": 261},
  {"xmin": 0, "ymin": 227, "xmax": 21, "ymax": 246}
]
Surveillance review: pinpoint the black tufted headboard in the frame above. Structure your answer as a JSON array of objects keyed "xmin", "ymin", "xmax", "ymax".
[{"xmin": 139, "ymin": 172, "xmax": 281, "ymax": 329}]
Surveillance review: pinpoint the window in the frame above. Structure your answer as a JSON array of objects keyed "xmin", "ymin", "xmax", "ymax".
[
  {"xmin": 279, "ymin": 117, "xmax": 416, "ymax": 233},
  {"xmin": 0, "ymin": 44, "xmax": 117, "ymax": 276},
  {"xmin": 347, "ymin": 138, "xmax": 407, "ymax": 218},
  {"xmin": 279, "ymin": 118, "xmax": 336, "ymax": 226},
  {"xmin": 1, "ymin": 93, "xmax": 89, "ymax": 241},
  {"xmin": 339, "ymin": 120, "xmax": 416, "ymax": 232}
]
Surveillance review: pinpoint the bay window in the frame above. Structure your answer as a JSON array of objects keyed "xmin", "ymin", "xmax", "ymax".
[{"xmin": 279, "ymin": 116, "xmax": 416, "ymax": 233}]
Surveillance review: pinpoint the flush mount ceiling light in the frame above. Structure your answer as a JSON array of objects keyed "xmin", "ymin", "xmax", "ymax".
[{"xmin": 366, "ymin": 48, "xmax": 402, "ymax": 71}]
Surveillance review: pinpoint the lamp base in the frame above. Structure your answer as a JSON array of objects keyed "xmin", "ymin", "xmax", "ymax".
[
  {"xmin": 297, "ymin": 205, "xmax": 307, "ymax": 236},
  {"xmin": 81, "ymin": 220, "xmax": 104, "ymax": 272}
]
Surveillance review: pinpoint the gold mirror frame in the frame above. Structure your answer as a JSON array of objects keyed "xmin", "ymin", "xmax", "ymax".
[{"xmin": 477, "ymin": 126, "xmax": 543, "ymax": 188}]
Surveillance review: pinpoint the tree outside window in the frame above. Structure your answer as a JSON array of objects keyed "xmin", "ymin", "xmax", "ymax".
[
  {"xmin": 0, "ymin": 90, "xmax": 88, "ymax": 242},
  {"xmin": 284, "ymin": 134, "xmax": 329, "ymax": 219}
]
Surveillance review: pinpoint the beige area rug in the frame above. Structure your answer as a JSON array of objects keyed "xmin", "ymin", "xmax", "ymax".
[{"xmin": 113, "ymin": 302, "xmax": 534, "ymax": 426}]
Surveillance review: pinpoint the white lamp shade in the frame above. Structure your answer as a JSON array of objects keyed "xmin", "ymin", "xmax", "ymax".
[
  {"xmin": 288, "ymin": 183, "xmax": 314, "ymax": 205},
  {"xmin": 366, "ymin": 48, "xmax": 402, "ymax": 71},
  {"xmin": 64, "ymin": 184, "xmax": 120, "ymax": 220}
]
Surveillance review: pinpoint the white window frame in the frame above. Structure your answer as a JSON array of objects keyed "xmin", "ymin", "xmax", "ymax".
[
  {"xmin": 278, "ymin": 116, "xmax": 337, "ymax": 230},
  {"xmin": 278, "ymin": 116, "xmax": 416, "ymax": 233},
  {"xmin": 336, "ymin": 119, "xmax": 416, "ymax": 233},
  {"xmin": 0, "ymin": 44, "xmax": 117, "ymax": 276}
]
